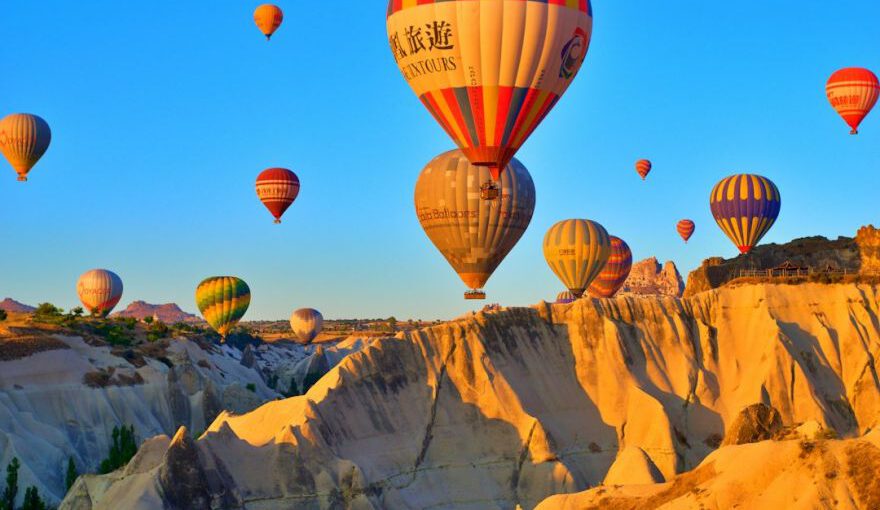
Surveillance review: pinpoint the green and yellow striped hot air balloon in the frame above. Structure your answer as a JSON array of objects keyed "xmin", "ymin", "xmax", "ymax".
[{"xmin": 195, "ymin": 276, "xmax": 250, "ymax": 341}]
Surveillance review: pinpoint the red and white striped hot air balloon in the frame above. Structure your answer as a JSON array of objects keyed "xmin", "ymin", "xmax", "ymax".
[
  {"xmin": 635, "ymin": 159, "xmax": 652, "ymax": 180},
  {"xmin": 677, "ymin": 219, "xmax": 695, "ymax": 243},
  {"xmin": 256, "ymin": 168, "xmax": 300, "ymax": 224},
  {"xmin": 826, "ymin": 67, "xmax": 879, "ymax": 135},
  {"xmin": 77, "ymin": 269, "xmax": 123, "ymax": 317}
]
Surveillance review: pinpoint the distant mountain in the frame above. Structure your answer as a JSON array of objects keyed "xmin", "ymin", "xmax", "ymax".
[
  {"xmin": 111, "ymin": 301, "xmax": 201, "ymax": 324},
  {"xmin": 0, "ymin": 298, "xmax": 36, "ymax": 313}
]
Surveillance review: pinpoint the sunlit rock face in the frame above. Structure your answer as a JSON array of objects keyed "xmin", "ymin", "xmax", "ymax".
[
  {"xmin": 65, "ymin": 283, "xmax": 880, "ymax": 510},
  {"xmin": 619, "ymin": 257, "xmax": 684, "ymax": 297}
]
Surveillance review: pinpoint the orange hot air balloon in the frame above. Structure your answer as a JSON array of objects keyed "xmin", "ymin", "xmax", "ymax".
[
  {"xmin": 635, "ymin": 159, "xmax": 652, "ymax": 180},
  {"xmin": 587, "ymin": 236, "xmax": 632, "ymax": 299},
  {"xmin": 826, "ymin": 68, "xmax": 879, "ymax": 134},
  {"xmin": 677, "ymin": 219, "xmax": 695, "ymax": 243},
  {"xmin": 254, "ymin": 4, "xmax": 283, "ymax": 40},
  {"xmin": 0, "ymin": 113, "xmax": 51, "ymax": 182},
  {"xmin": 256, "ymin": 168, "xmax": 300, "ymax": 224},
  {"xmin": 387, "ymin": 1, "xmax": 594, "ymax": 184}
]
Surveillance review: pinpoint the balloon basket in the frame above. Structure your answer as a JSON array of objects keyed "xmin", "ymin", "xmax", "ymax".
[
  {"xmin": 464, "ymin": 290, "xmax": 486, "ymax": 300},
  {"xmin": 17, "ymin": 175, "xmax": 27, "ymax": 182},
  {"xmin": 274, "ymin": 219, "xmax": 281, "ymax": 224},
  {"xmin": 480, "ymin": 182, "xmax": 499, "ymax": 201}
]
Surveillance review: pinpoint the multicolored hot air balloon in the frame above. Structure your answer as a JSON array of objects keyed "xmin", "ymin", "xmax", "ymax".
[
  {"xmin": 0, "ymin": 113, "xmax": 51, "ymax": 182},
  {"xmin": 256, "ymin": 168, "xmax": 300, "ymax": 224},
  {"xmin": 254, "ymin": 4, "xmax": 284, "ymax": 40},
  {"xmin": 635, "ymin": 159, "xmax": 652, "ymax": 180},
  {"xmin": 387, "ymin": 1, "xmax": 594, "ymax": 183},
  {"xmin": 195, "ymin": 277, "xmax": 250, "ymax": 341},
  {"xmin": 290, "ymin": 308, "xmax": 323, "ymax": 344},
  {"xmin": 556, "ymin": 290, "xmax": 577, "ymax": 304},
  {"xmin": 587, "ymin": 236, "xmax": 632, "ymax": 298},
  {"xmin": 414, "ymin": 150, "xmax": 536, "ymax": 300},
  {"xmin": 77, "ymin": 269, "xmax": 123, "ymax": 317},
  {"xmin": 710, "ymin": 174, "xmax": 781, "ymax": 255},
  {"xmin": 677, "ymin": 219, "xmax": 695, "ymax": 243},
  {"xmin": 826, "ymin": 67, "xmax": 879, "ymax": 135},
  {"xmin": 543, "ymin": 219, "xmax": 611, "ymax": 298}
]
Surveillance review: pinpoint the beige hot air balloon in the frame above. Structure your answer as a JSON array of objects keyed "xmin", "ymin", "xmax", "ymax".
[
  {"xmin": 0, "ymin": 113, "xmax": 51, "ymax": 181},
  {"xmin": 415, "ymin": 150, "xmax": 536, "ymax": 299},
  {"xmin": 290, "ymin": 308, "xmax": 323, "ymax": 343},
  {"xmin": 77, "ymin": 269, "xmax": 124, "ymax": 317},
  {"xmin": 543, "ymin": 219, "xmax": 611, "ymax": 298}
]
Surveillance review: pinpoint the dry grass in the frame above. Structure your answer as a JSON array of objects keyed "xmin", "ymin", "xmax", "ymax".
[
  {"xmin": 845, "ymin": 441, "xmax": 880, "ymax": 509},
  {"xmin": 0, "ymin": 335, "xmax": 69, "ymax": 361}
]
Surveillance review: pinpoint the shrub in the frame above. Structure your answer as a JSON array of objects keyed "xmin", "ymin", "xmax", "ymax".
[
  {"xmin": 33, "ymin": 303, "xmax": 64, "ymax": 324},
  {"xmin": 0, "ymin": 310, "xmax": 6, "ymax": 322},
  {"xmin": 246, "ymin": 383, "xmax": 256, "ymax": 393},
  {"xmin": 65, "ymin": 457, "xmax": 78, "ymax": 492},
  {"xmin": 2, "ymin": 457, "xmax": 20, "ymax": 510},
  {"xmin": 22, "ymin": 486, "xmax": 48, "ymax": 510},
  {"xmin": 146, "ymin": 320, "xmax": 170, "ymax": 342}
]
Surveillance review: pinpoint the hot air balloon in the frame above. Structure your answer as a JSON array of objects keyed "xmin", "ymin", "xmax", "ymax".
[
  {"xmin": 710, "ymin": 174, "xmax": 780, "ymax": 255},
  {"xmin": 543, "ymin": 219, "xmax": 611, "ymax": 298},
  {"xmin": 254, "ymin": 4, "xmax": 284, "ymax": 40},
  {"xmin": 77, "ymin": 269, "xmax": 123, "ymax": 317},
  {"xmin": 195, "ymin": 276, "xmax": 250, "ymax": 341},
  {"xmin": 256, "ymin": 168, "xmax": 300, "ymax": 224},
  {"xmin": 826, "ymin": 67, "xmax": 879, "ymax": 135},
  {"xmin": 556, "ymin": 291, "xmax": 576, "ymax": 304},
  {"xmin": 387, "ymin": 0, "xmax": 593, "ymax": 195},
  {"xmin": 587, "ymin": 236, "xmax": 632, "ymax": 298},
  {"xmin": 290, "ymin": 308, "xmax": 323, "ymax": 343},
  {"xmin": 0, "ymin": 113, "xmax": 51, "ymax": 182},
  {"xmin": 635, "ymin": 159, "xmax": 652, "ymax": 180},
  {"xmin": 677, "ymin": 219, "xmax": 695, "ymax": 243},
  {"xmin": 414, "ymin": 150, "xmax": 536, "ymax": 300}
]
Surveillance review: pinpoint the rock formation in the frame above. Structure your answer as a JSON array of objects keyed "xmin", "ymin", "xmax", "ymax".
[
  {"xmin": 62, "ymin": 283, "xmax": 880, "ymax": 510},
  {"xmin": 620, "ymin": 257, "xmax": 684, "ymax": 297},
  {"xmin": 720, "ymin": 403, "xmax": 783, "ymax": 446},
  {"xmin": 683, "ymin": 226, "xmax": 880, "ymax": 296},
  {"xmin": 110, "ymin": 301, "xmax": 201, "ymax": 324}
]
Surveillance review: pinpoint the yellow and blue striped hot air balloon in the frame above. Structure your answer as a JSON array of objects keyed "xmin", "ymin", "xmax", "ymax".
[
  {"xmin": 709, "ymin": 174, "xmax": 781, "ymax": 255},
  {"xmin": 543, "ymin": 219, "xmax": 611, "ymax": 298},
  {"xmin": 195, "ymin": 277, "xmax": 250, "ymax": 341}
]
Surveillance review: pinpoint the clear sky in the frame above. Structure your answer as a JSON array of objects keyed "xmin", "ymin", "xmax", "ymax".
[{"xmin": 1, "ymin": 1, "xmax": 878, "ymax": 320}]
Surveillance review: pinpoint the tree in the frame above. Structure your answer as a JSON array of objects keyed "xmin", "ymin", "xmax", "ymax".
[
  {"xmin": 33, "ymin": 303, "xmax": 63, "ymax": 323},
  {"xmin": 65, "ymin": 457, "xmax": 78, "ymax": 492},
  {"xmin": 99, "ymin": 425, "xmax": 138, "ymax": 474},
  {"xmin": 0, "ymin": 310, "xmax": 7, "ymax": 322},
  {"xmin": 3, "ymin": 457, "xmax": 20, "ymax": 510},
  {"xmin": 143, "ymin": 315, "xmax": 154, "ymax": 324},
  {"xmin": 22, "ymin": 486, "xmax": 47, "ymax": 510}
]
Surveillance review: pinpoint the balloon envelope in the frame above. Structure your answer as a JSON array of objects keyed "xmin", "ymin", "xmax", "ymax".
[
  {"xmin": 195, "ymin": 277, "xmax": 250, "ymax": 340},
  {"xmin": 543, "ymin": 219, "xmax": 611, "ymax": 298},
  {"xmin": 677, "ymin": 219, "xmax": 695, "ymax": 243},
  {"xmin": 387, "ymin": 0, "xmax": 593, "ymax": 179},
  {"xmin": 0, "ymin": 113, "xmax": 51, "ymax": 182},
  {"xmin": 587, "ymin": 236, "xmax": 632, "ymax": 298},
  {"xmin": 710, "ymin": 174, "xmax": 780, "ymax": 254},
  {"xmin": 635, "ymin": 159, "xmax": 652, "ymax": 180},
  {"xmin": 826, "ymin": 67, "xmax": 879, "ymax": 134},
  {"xmin": 290, "ymin": 308, "xmax": 323, "ymax": 344},
  {"xmin": 556, "ymin": 290, "xmax": 576, "ymax": 304},
  {"xmin": 415, "ymin": 150, "xmax": 536, "ymax": 297},
  {"xmin": 254, "ymin": 4, "xmax": 283, "ymax": 40},
  {"xmin": 77, "ymin": 269, "xmax": 123, "ymax": 317},
  {"xmin": 256, "ymin": 168, "xmax": 300, "ymax": 223}
]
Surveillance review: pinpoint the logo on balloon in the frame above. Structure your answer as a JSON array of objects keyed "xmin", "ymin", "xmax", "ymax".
[{"xmin": 559, "ymin": 27, "xmax": 587, "ymax": 79}]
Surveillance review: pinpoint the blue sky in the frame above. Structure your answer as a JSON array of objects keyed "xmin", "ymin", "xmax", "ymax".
[{"xmin": 1, "ymin": 1, "xmax": 878, "ymax": 320}]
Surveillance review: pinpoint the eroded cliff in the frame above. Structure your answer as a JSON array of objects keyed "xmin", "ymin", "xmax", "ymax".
[{"xmin": 62, "ymin": 283, "xmax": 880, "ymax": 510}]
